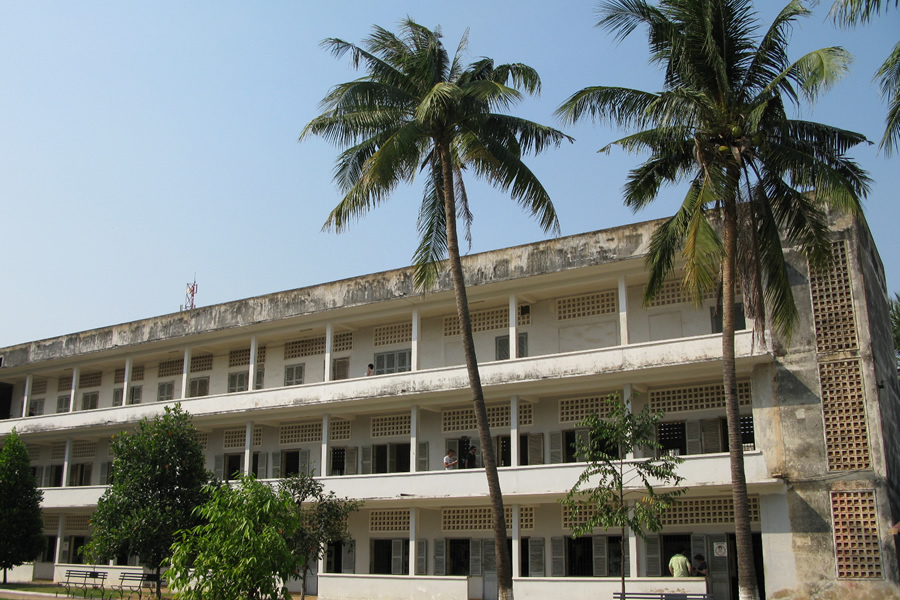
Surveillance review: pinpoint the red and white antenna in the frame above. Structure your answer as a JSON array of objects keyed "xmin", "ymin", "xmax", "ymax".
[{"xmin": 181, "ymin": 277, "xmax": 198, "ymax": 311}]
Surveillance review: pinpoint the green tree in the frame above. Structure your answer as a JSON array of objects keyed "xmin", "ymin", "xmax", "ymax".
[
  {"xmin": 84, "ymin": 405, "xmax": 213, "ymax": 597},
  {"xmin": 557, "ymin": 1, "xmax": 870, "ymax": 598},
  {"xmin": 890, "ymin": 292, "xmax": 900, "ymax": 364},
  {"xmin": 169, "ymin": 476, "xmax": 299, "ymax": 600},
  {"xmin": 561, "ymin": 395, "xmax": 685, "ymax": 597},
  {"xmin": 279, "ymin": 474, "xmax": 361, "ymax": 600},
  {"xmin": 301, "ymin": 20, "xmax": 570, "ymax": 600},
  {"xmin": 0, "ymin": 429, "xmax": 45, "ymax": 584},
  {"xmin": 829, "ymin": 0, "xmax": 899, "ymax": 154}
]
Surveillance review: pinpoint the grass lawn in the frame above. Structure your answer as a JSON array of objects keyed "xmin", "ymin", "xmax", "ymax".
[{"xmin": 0, "ymin": 583, "xmax": 58, "ymax": 594}]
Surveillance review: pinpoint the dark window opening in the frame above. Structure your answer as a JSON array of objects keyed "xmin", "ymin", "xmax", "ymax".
[
  {"xmin": 608, "ymin": 536, "xmax": 624, "ymax": 577},
  {"xmin": 70, "ymin": 536, "xmax": 87, "ymax": 565},
  {"xmin": 661, "ymin": 534, "xmax": 691, "ymax": 577},
  {"xmin": 373, "ymin": 443, "xmax": 410, "ymax": 474},
  {"xmin": 711, "ymin": 303, "xmax": 746, "ymax": 334},
  {"xmin": 224, "ymin": 454, "xmax": 242, "ymax": 481},
  {"xmin": 566, "ymin": 536, "xmax": 593, "ymax": 576},
  {"xmin": 495, "ymin": 333, "xmax": 529, "ymax": 360},
  {"xmin": 447, "ymin": 539, "xmax": 470, "ymax": 576},
  {"xmin": 283, "ymin": 450, "xmax": 302, "ymax": 477},
  {"xmin": 43, "ymin": 536, "xmax": 57, "ymax": 563},
  {"xmin": 331, "ymin": 447, "xmax": 346, "ymax": 476},
  {"xmin": 721, "ymin": 416, "xmax": 756, "ymax": 451},
  {"xmin": 657, "ymin": 421, "xmax": 687, "ymax": 456},
  {"xmin": 326, "ymin": 541, "xmax": 343, "ymax": 573},
  {"xmin": 520, "ymin": 538, "xmax": 530, "ymax": 577}
]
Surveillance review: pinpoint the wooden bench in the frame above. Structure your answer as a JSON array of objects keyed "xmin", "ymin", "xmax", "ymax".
[
  {"xmin": 109, "ymin": 572, "xmax": 163, "ymax": 600},
  {"xmin": 613, "ymin": 594, "xmax": 712, "ymax": 600},
  {"xmin": 56, "ymin": 570, "xmax": 109, "ymax": 599}
]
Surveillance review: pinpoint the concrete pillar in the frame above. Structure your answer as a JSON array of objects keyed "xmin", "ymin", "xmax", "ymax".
[
  {"xmin": 68, "ymin": 368, "xmax": 79, "ymax": 412},
  {"xmin": 324, "ymin": 323, "xmax": 333, "ymax": 381},
  {"xmin": 511, "ymin": 504, "xmax": 521, "ymax": 578},
  {"xmin": 411, "ymin": 308, "xmax": 420, "ymax": 371},
  {"xmin": 249, "ymin": 336, "xmax": 258, "ymax": 390},
  {"xmin": 181, "ymin": 348, "xmax": 191, "ymax": 399},
  {"xmin": 321, "ymin": 414, "xmax": 330, "ymax": 477},
  {"xmin": 624, "ymin": 383, "xmax": 635, "ymax": 459},
  {"xmin": 61, "ymin": 438, "xmax": 72, "ymax": 488},
  {"xmin": 618, "ymin": 276, "xmax": 629, "ymax": 345},
  {"xmin": 244, "ymin": 422, "xmax": 254, "ymax": 476},
  {"xmin": 23, "ymin": 374, "xmax": 32, "ymax": 417},
  {"xmin": 627, "ymin": 514, "xmax": 638, "ymax": 579},
  {"xmin": 510, "ymin": 395, "xmax": 520, "ymax": 467},
  {"xmin": 123, "ymin": 357, "xmax": 132, "ymax": 405},
  {"xmin": 408, "ymin": 507, "xmax": 418, "ymax": 576},
  {"xmin": 509, "ymin": 294, "xmax": 518, "ymax": 358},
  {"xmin": 55, "ymin": 516, "xmax": 66, "ymax": 565},
  {"xmin": 410, "ymin": 406, "xmax": 419, "ymax": 472}
]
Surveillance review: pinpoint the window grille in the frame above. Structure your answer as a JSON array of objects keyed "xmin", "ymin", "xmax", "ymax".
[
  {"xmin": 649, "ymin": 381, "xmax": 751, "ymax": 413},
  {"xmin": 79, "ymin": 372, "xmax": 102, "ymax": 388},
  {"xmin": 370, "ymin": 510, "xmax": 410, "ymax": 532},
  {"xmin": 562, "ymin": 503, "xmax": 597, "ymax": 529},
  {"xmin": 646, "ymin": 279, "xmax": 727, "ymax": 308},
  {"xmin": 26, "ymin": 445, "xmax": 40, "ymax": 461},
  {"xmin": 810, "ymin": 241, "xmax": 858, "ymax": 353},
  {"xmin": 229, "ymin": 348, "xmax": 251, "ymax": 367},
  {"xmin": 158, "ymin": 359, "xmax": 183, "ymax": 377},
  {"xmin": 32, "ymin": 379, "xmax": 48, "ymax": 395},
  {"xmin": 257, "ymin": 346, "xmax": 267, "ymax": 364},
  {"xmin": 58, "ymin": 376, "xmax": 72, "ymax": 392},
  {"xmin": 114, "ymin": 369, "xmax": 125, "ymax": 384},
  {"xmin": 443, "ymin": 405, "xmax": 510, "ymax": 431},
  {"xmin": 252, "ymin": 426, "xmax": 262, "ymax": 447},
  {"xmin": 285, "ymin": 336, "xmax": 326, "ymax": 359},
  {"xmin": 519, "ymin": 506, "xmax": 535, "ymax": 530},
  {"xmin": 519, "ymin": 402, "xmax": 534, "ymax": 426},
  {"xmin": 196, "ymin": 432, "xmax": 209, "ymax": 450},
  {"xmin": 443, "ymin": 306, "xmax": 530, "ymax": 336},
  {"xmin": 333, "ymin": 332, "xmax": 353, "ymax": 352},
  {"xmin": 43, "ymin": 514, "xmax": 59, "ymax": 530},
  {"xmin": 51, "ymin": 442, "xmax": 67, "ymax": 460},
  {"xmin": 72, "ymin": 441, "xmax": 96, "ymax": 459},
  {"xmin": 28, "ymin": 398, "xmax": 45, "ymax": 416},
  {"xmin": 372, "ymin": 414, "xmax": 411, "ymax": 437},
  {"xmin": 65, "ymin": 515, "xmax": 91, "ymax": 533},
  {"xmin": 559, "ymin": 395, "xmax": 617, "ymax": 423},
  {"xmin": 557, "ymin": 291, "xmax": 617, "ymax": 320},
  {"xmin": 223, "ymin": 428, "xmax": 246, "ymax": 449},
  {"xmin": 191, "ymin": 354, "xmax": 213, "ymax": 373},
  {"xmin": 331, "ymin": 420, "xmax": 351, "ymax": 441},
  {"xmin": 832, "ymin": 490, "xmax": 882, "ymax": 578},
  {"xmin": 441, "ymin": 507, "xmax": 530, "ymax": 531},
  {"xmin": 661, "ymin": 496, "xmax": 760, "ymax": 525},
  {"xmin": 280, "ymin": 422, "xmax": 322, "ymax": 445},
  {"xmin": 132, "ymin": 366, "xmax": 144, "ymax": 381},
  {"xmin": 374, "ymin": 350, "xmax": 411, "ymax": 374},
  {"xmin": 819, "ymin": 359, "xmax": 870, "ymax": 470},
  {"xmin": 374, "ymin": 323, "xmax": 412, "ymax": 346}
]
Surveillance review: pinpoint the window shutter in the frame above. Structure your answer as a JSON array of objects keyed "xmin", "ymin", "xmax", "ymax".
[
  {"xmin": 391, "ymin": 539, "xmax": 404, "ymax": 575},
  {"xmin": 517, "ymin": 333, "xmax": 528, "ymax": 358},
  {"xmin": 299, "ymin": 449, "xmax": 311, "ymax": 474},
  {"xmin": 345, "ymin": 447, "xmax": 358, "ymax": 475},
  {"xmin": 709, "ymin": 533, "xmax": 727, "ymax": 578},
  {"xmin": 361, "ymin": 446, "xmax": 373, "ymax": 474},
  {"xmin": 686, "ymin": 420, "xmax": 703, "ymax": 455},
  {"xmin": 528, "ymin": 537, "xmax": 545, "ymax": 577},
  {"xmin": 495, "ymin": 336, "xmax": 510, "ymax": 361},
  {"xmin": 398, "ymin": 350, "xmax": 410, "ymax": 372},
  {"xmin": 255, "ymin": 368, "xmax": 265, "ymax": 390},
  {"xmin": 33, "ymin": 466, "xmax": 44, "ymax": 488},
  {"xmin": 256, "ymin": 452, "xmax": 267, "ymax": 479},
  {"xmin": 341, "ymin": 540, "xmax": 355, "ymax": 574},
  {"xmin": 623, "ymin": 536, "xmax": 631, "ymax": 577},
  {"xmin": 60, "ymin": 538, "xmax": 69, "ymax": 563},
  {"xmin": 574, "ymin": 428, "xmax": 591, "ymax": 461},
  {"xmin": 470, "ymin": 538, "xmax": 483, "ymax": 576},
  {"xmin": 700, "ymin": 419, "xmax": 722, "ymax": 453},
  {"xmin": 43, "ymin": 467, "xmax": 52, "ymax": 488},
  {"xmin": 57, "ymin": 396, "xmax": 69, "ymax": 413},
  {"xmin": 645, "ymin": 536, "xmax": 661, "ymax": 577},
  {"xmin": 417, "ymin": 441, "xmax": 429, "ymax": 472},
  {"xmin": 388, "ymin": 444, "xmax": 398, "ymax": 473},
  {"xmin": 214, "ymin": 455, "xmax": 224, "ymax": 480},
  {"xmin": 67, "ymin": 467, "xmax": 77, "ymax": 487},
  {"xmin": 482, "ymin": 539, "xmax": 497, "ymax": 574},
  {"xmin": 434, "ymin": 539, "xmax": 446, "ymax": 576},
  {"xmin": 549, "ymin": 432, "xmax": 563, "ymax": 464},
  {"xmin": 593, "ymin": 536, "xmax": 608, "ymax": 577},
  {"xmin": 375, "ymin": 353, "xmax": 386, "ymax": 374},
  {"xmin": 550, "ymin": 537, "xmax": 566, "ymax": 577},
  {"xmin": 112, "ymin": 389, "xmax": 123, "ymax": 407},
  {"xmin": 83, "ymin": 464, "xmax": 92, "ymax": 486},
  {"xmin": 691, "ymin": 534, "xmax": 707, "ymax": 570},
  {"xmin": 416, "ymin": 540, "xmax": 427, "ymax": 575},
  {"xmin": 528, "ymin": 433, "xmax": 544, "ymax": 465},
  {"xmin": 270, "ymin": 452, "xmax": 281, "ymax": 478}
]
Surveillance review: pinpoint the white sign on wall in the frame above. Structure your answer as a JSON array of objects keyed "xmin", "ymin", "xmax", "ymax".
[{"xmin": 714, "ymin": 542, "xmax": 727, "ymax": 557}]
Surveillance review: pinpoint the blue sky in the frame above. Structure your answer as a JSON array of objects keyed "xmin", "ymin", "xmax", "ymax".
[{"xmin": 1, "ymin": 1, "xmax": 897, "ymax": 348}]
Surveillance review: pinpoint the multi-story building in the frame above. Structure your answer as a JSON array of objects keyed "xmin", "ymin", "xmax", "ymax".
[{"xmin": 1, "ymin": 213, "xmax": 898, "ymax": 600}]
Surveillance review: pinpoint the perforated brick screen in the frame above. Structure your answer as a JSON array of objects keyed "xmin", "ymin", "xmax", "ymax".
[
  {"xmin": 330, "ymin": 420, "xmax": 351, "ymax": 441},
  {"xmin": 650, "ymin": 381, "xmax": 751, "ymax": 413},
  {"xmin": 370, "ymin": 510, "xmax": 410, "ymax": 532},
  {"xmin": 831, "ymin": 490, "xmax": 882, "ymax": 578},
  {"xmin": 372, "ymin": 414, "xmax": 411, "ymax": 437},
  {"xmin": 559, "ymin": 395, "xmax": 617, "ymax": 423},
  {"xmin": 333, "ymin": 332, "xmax": 353, "ymax": 352},
  {"xmin": 190, "ymin": 354, "xmax": 213, "ymax": 373},
  {"xmin": 72, "ymin": 441, "xmax": 96, "ymax": 459},
  {"xmin": 819, "ymin": 359, "xmax": 870, "ymax": 470},
  {"xmin": 280, "ymin": 422, "xmax": 322, "ymax": 445},
  {"xmin": 661, "ymin": 496, "xmax": 760, "ymax": 525},
  {"xmin": 443, "ymin": 404, "xmax": 510, "ymax": 431},
  {"xmin": 285, "ymin": 336, "xmax": 326, "ymax": 359},
  {"xmin": 79, "ymin": 372, "xmax": 102, "ymax": 388},
  {"xmin": 158, "ymin": 359, "xmax": 184, "ymax": 378},
  {"xmin": 557, "ymin": 291, "xmax": 617, "ymax": 320},
  {"xmin": 810, "ymin": 241, "xmax": 858, "ymax": 353}
]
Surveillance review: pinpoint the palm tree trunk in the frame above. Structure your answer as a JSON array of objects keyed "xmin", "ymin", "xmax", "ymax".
[
  {"xmin": 438, "ymin": 140, "xmax": 513, "ymax": 600},
  {"xmin": 722, "ymin": 199, "xmax": 759, "ymax": 600}
]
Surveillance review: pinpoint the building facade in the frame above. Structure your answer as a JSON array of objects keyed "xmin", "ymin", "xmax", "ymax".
[{"xmin": 1, "ymin": 214, "xmax": 898, "ymax": 600}]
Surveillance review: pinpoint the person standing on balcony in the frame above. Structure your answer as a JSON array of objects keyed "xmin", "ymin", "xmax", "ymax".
[
  {"xmin": 462, "ymin": 447, "xmax": 478, "ymax": 469},
  {"xmin": 443, "ymin": 449, "xmax": 458, "ymax": 470},
  {"xmin": 669, "ymin": 547, "xmax": 692, "ymax": 577}
]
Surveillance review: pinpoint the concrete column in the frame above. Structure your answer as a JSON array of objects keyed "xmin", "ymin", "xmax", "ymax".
[
  {"xmin": 408, "ymin": 507, "xmax": 418, "ymax": 576},
  {"xmin": 123, "ymin": 357, "xmax": 133, "ymax": 405},
  {"xmin": 624, "ymin": 383, "xmax": 635, "ymax": 459},
  {"xmin": 411, "ymin": 308, "xmax": 420, "ymax": 371},
  {"xmin": 509, "ymin": 294, "xmax": 518, "ymax": 358},
  {"xmin": 511, "ymin": 504, "xmax": 521, "ymax": 578},
  {"xmin": 627, "ymin": 515, "xmax": 638, "ymax": 578},
  {"xmin": 249, "ymin": 336, "xmax": 258, "ymax": 390},
  {"xmin": 61, "ymin": 438, "xmax": 72, "ymax": 488},
  {"xmin": 510, "ymin": 395, "xmax": 520, "ymax": 467},
  {"xmin": 55, "ymin": 516, "xmax": 66, "ymax": 565},
  {"xmin": 23, "ymin": 374, "xmax": 33, "ymax": 417},
  {"xmin": 321, "ymin": 414, "xmax": 330, "ymax": 476},
  {"xmin": 68, "ymin": 368, "xmax": 79, "ymax": 412},
  {"xmin": 410, "ymin": 405, "xmax": 419, "ymax": 472},
  {"xmin": 244, "ymin": 422, "xmax": 254, "ymax": 476},
  {"xmin": 618, "ymin": 276, "xmax": 629, "ymax": 345},
  {"xmin": 181, "ymin": 348, "xmax": 191, "ymax": 399},
  {"xmin": 324, "ymin": 323, "xmax": 333, "ymax": 381}
]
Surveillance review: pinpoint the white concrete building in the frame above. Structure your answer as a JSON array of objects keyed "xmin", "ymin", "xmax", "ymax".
[{"xmin": 1, "ymin": 214, "xmax": 898, "ymax": 600}]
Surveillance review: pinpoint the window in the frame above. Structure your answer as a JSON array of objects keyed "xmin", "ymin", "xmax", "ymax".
[
  {"xmin": 158, "ymin": 381, "xmax": 175, "ymax": 402},
  {"xmin": 495, "ymin": 333, "xmax": 529, "ymax": 360},
  {"xmin": 657, "ymin": 421, "xmax": 687, "ymax": 456},
  {"xmin": 332, "ymin": 357, "xmax": 350, "ymax": 380},
  {"xmin": 331, "ymin": 447, "xmax": 345, "ymax": 476},
  {"xmin": 47, "ymin": 465, "xmax": 64, "ymax": 487},
  {"xmin": 374, "ymin": 349, "xmax": 411, "ymax": 375},
  {"xmin": 228, "ymin": 371, "xmax": 249, "ymax": 393},
  {"xmin": 68, "ymin": 463, "xmax": 93, "ymax": 486},
  {"xmin": 447, "ymin": 539, "xmax": 470, "ymax": 576},
  {"xmin": 56, "ymin": 396, "xmax": 70, "ymax": 413},
  {"xmin": 711, "ymin": 303, "xmax": 746, "ymax": 333},
  {"xmin": 325, "ymin": 541, "xmax": 345, "ymax": 573},
  {"xmin": 372, "ymin": 443, "xmax": 410, "ymax": 474},
  {"xmin": 128, "ymin": 386, "xmax": 142, "ymax": 405},
  {"xmin": 81, "ymin": 392, "xmax": 99, "ymax": 411},
  {"xmin": 113, "ymin": 389, "xmax": 123, "ymax": 406},
  {"xmin": 371, "ymin": 539, "xmax": 409, "ymax": 575},
  {"xmin": 567, "ymin": 536, "xmax": 593, "ymax": 576},
  {"xmin": 224, "ymin": 454, "xmax": 243, "ymax": 481},
  {"xmin": 28, "ymin": 398, "xmax": 45, "ymax": 416},
  {"xmin": 284, "ymin": 364, "xmax": 305, "ymax": 386},
  {"xmin": 564, "ymin": 430, "xmax": 591, "ymax": 462},
  {"xmin": 188, "ymin": 377, "xmax": 209, "ymax": 398},
  {"xmin": 255, "ymin": 367, "xmax": 265, "ymax": 390},
  {"xmin": 41, "ymin": 536, "xmax": 57, "ymax": 563},
  {"xmin": 721, "ymin": 416, "xmax": 756, "ymax": 451}
]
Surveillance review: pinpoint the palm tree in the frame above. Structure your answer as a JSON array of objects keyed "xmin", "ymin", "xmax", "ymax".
[
  {"xmin": 301, "ymin": 20, "xmax": 571, "ymax": 600},
  {"xmin": 829, "ymin": 0, "xmax": 899, "ymax": 154},
  {"xmin": 557, "ymin": 1, "xmax": 869, "ymax": 599}
]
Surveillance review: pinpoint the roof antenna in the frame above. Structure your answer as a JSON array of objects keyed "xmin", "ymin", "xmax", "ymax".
[{"xmin": 180, "ymin": 276, "xmax": 198, "ymax": 311}]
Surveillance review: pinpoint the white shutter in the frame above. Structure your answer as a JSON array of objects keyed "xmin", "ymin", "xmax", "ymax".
[
  {"xmin": 550, "ymin": 537, "xmax": 565, "ymax": 577},
  {"xmin": 214, "ymin": 455, "xmax": 224, "ymax": 480},
  {"xmin": 271, "ymin": 452, "xmax": 281, "ymax": 478},
  {"xmin": 391, "ymin": 539, "xmax": 404, "ymax": 575},
  {"xmin": 470, "ymin": 538, "xmax": 483, "ymax": 576},
  {"xmin": 691, "ymin": 534, "xmax": 707, "ymax": 572},
  {"xmin": 495, "ymin": 336, "xmax": 510, "ymax": 360},
  {"xmin": 417, "ymin": 441, "xmax": 429, "ymax": 472},
  {"xmin": 528, "ymin": 433, "xmax": 544, "ymax": 465},
  {"xmin": 517, "ymin": 333, "xmax": 528, "ymax": 358},
  {"xmin": 434, "ymin": 539, "xmax": 446, "ymax": 576},
  {"xmin": 701, "ymin": 419, "xmax": 722, "ymax": 453},
  {"xmin": 299, "ymin": 449, "xmax": 311, "ymax": 474},
  {"xmin": 623, "ymin": 536, "xmax": 631, "ymax": 577},
  {"xmin": 528, "ymin": 537, "xmax": 545, "ymax": 577},
  {"xmin": 549, "ymin": 432, "xmax": 563, "ymax": 464},
  {"xmin": 593, "ymin": 536, "xmax": 608, "ymax": 577},
  {"xmin": 43, "ymin": 467, "xmax": 52, "ymax": 488},
  {"xmin": 645, "ymin": 536, "xmax": 661, "ymax": 577},
  {"xmin": 361, "ymin": 446, "xmax": 373, "ymax": 474},
  {"xmin": 341, "ymin": 540, "xmax": 355, "ymax": 574},
  {"xmin": 482, "ymin": 538, "xmax": 497, "ymax": 574},
  {"xmin": 99, "ymin": 462, "xmax": 109, "ymax": 485},
  {"xmin": 256, "ymin": 452, "xmax": 267, "ymax": 479},
  {"xmin": 709, "ymin": 533, "xmax": 728, "ymax": 577},
  {"xmin": 686, "ymin": 421, "xmax": 702, "ymax": 455},
  {"xmin": 416, "ymin": 539, "xmax": 427, "ymax": 575},
  {"xmin": 112, "ymin": 389, "xmax": 123, "ymax": 407},
  {"xmin": 345, "ymin": 447, "xmax": 358, "ymax": 475}
]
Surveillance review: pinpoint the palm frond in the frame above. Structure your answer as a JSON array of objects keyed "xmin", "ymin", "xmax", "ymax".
[{"xmin": 876, "ymin": 40, "xmax": 900, "ymax": 155}]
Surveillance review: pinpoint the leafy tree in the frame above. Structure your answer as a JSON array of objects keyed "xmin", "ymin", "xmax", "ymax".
[
  {"xmin": 561, "ymin": 395, "xmax": 685, "ymax": 597},
  {"xmin": 84, "ymin": 404, "xmax": 213, "ymax": 597},
  {"xmin": 0, "ymin": 429, "xmax": 45, "ymax": 584},
  {"xmin": 890, "ymin": 292, "xmax": 900, "ymax": 366},
  {"xmin": 557, "ymin": 1, "xmax": 869, "ymax": 598},
  {"xmin": 829, "ymin": 0, "xmax": 899, "ymax": 154},
  {"xmin": 280, "ymin": 474, "xmax": 361, "ymax": 600},
  {"xmin": 301, "ymin": 20, "xmax": 570, "ymax": 600},
  {"xmin": 169, "ymin": 476, "xmax": 299, "ymax": 600}
]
